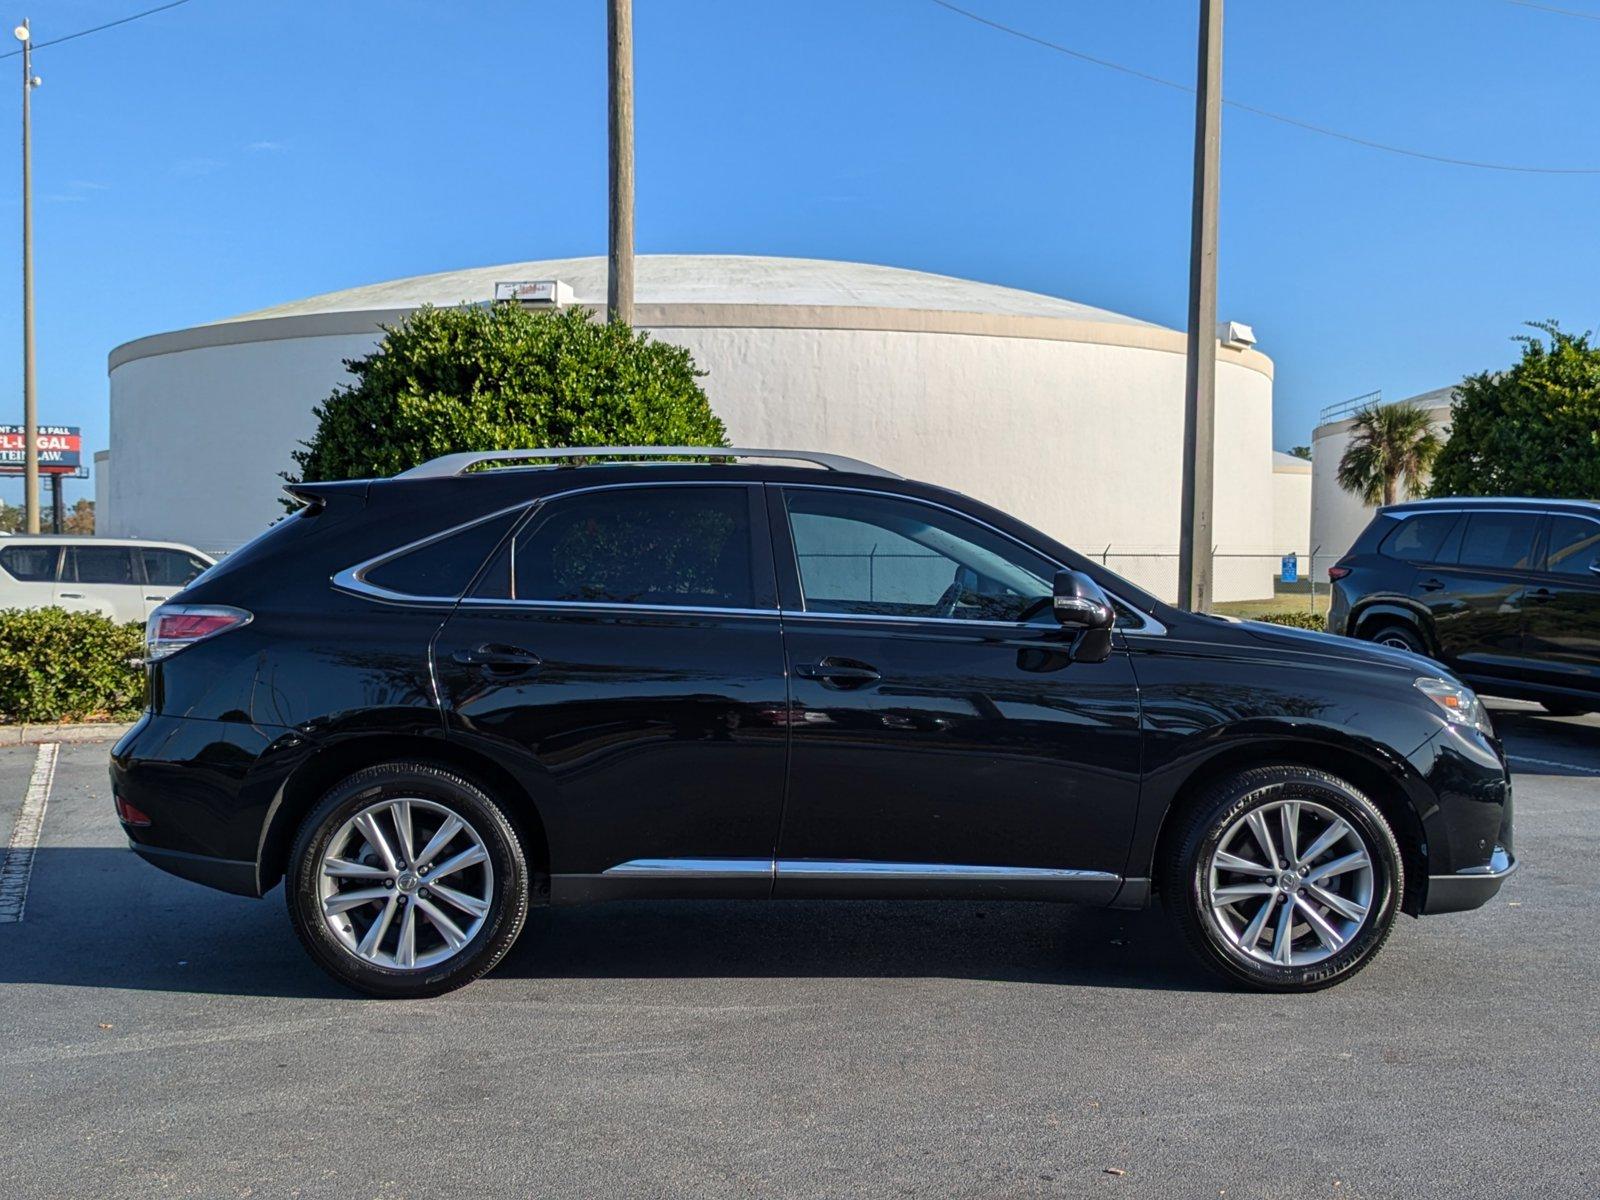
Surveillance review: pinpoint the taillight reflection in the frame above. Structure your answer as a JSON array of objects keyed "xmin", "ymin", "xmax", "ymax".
[{"xmin": 1326, "ymin": 565, "xmax": 1352, "ymax": 581}]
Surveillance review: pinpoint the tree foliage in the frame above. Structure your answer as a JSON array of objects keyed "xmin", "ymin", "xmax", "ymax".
[
  {"xmin": 1287, "ymin": 445, "xmax": 1312, "ymax": 461},
  {"xmin": 0, "ymin": 498, "xmax": 93, "ymax": 534},
  {"xmin": 287, "ymin": 304, "xmax": 727, "ymax": 487},
  {"xmin": 1428, "ymin": 322, "xmax": 1600, "ymax": 499},
  {"xmin": 1336, "ymin": 401, "xmax": 1442, "ymax": 507}
]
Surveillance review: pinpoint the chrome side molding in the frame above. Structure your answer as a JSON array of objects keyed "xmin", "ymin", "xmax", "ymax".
[{"xmin": 601, "ymin": 857, "xmax": 1119, "ymax": 884}]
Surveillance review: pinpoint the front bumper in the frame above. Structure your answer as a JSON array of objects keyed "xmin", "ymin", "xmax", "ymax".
[{"xmin": 1424, "ymin": 845, "xmax": 1517, "ymax": 914}]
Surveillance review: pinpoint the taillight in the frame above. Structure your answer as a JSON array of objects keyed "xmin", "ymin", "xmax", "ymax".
[
  {"xmin": 114, "ymin": 794, "xmax": 153, "ymax": 826},
  {"xmin": 1326, "ymin": 565, "xmax": 1352, "ymax": 581},
  {"xmin": 144, "ymin": 604, "xmax": 253, "ymax": 662}
]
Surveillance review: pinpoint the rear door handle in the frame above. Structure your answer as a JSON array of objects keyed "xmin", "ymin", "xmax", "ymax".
[
  {"xmin": 1416, "ymin": 577, "xmax": 1445, "ymax": 592},
  {"xmin": 452, "ymin": 643, "xmax": 543, "ymax": 673},
  {"xmin": 795, "ymin": 657, "xmax": 881, "ymax": 688}
]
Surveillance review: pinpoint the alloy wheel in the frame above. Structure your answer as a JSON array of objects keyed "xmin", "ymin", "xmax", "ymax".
[
  {"xmin": 317, "ymin": 797, "xmax": 495, "ymax": 971},
  {"xmin": 1205, "ymin": 797, "xmax": 1376, "ymax": 967}
]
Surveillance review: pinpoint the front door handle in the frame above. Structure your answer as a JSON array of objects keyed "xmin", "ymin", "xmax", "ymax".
[
  {"xmin": 1416, "ymin": 577, "xmax": 1445, "ymax": 592},
  {"xmin": 1526, "ymin": 587, "xmax": 1555, "ymax": 603},
  {"xmin": 452, "ymin": 643, "xmax": 543, "ymax": 674},
  {"xmin": 145, "ymin": 595, "xmax": 169, "ymax": 603},
  {"xmin": 58, "ymin": 591, "xmax": 84, "ymax": 599},
  {"xmin": 795, "ymin": 657, "xmax": 881, "ymax": 688}
]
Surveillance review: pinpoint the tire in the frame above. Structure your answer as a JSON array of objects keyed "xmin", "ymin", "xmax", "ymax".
[
  {"xmin": 1367, "ymin": 622, "xmax": 1426, "ymax": 655},
  {"xmin": 286, "ymin": 761, "xmax": 529, "ymax": 998},
  {"xmin": 1540, "ymin": 700, "xmax": 1593, "ymax": 718},
  {"xmin": 1161, "ymin": 765, "xmax": 1404, "ymax": 993}
]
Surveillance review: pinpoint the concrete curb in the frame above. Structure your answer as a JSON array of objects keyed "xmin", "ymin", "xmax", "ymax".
[{"xmin": 0, "ymin": 721, "xmax": 135, "ymax": 747}]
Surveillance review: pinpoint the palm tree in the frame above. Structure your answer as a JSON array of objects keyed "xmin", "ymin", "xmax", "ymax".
[{"xmin": 1336, "ymin": 401, "xmax": 1442, "ymax": 507}]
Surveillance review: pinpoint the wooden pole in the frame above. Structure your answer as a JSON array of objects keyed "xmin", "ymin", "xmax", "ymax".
[
  {"xmin": 607, "ymin": 0, "xmax": 635, "ymax": 325},
  {"xmin": 1177, "ymin": 0, "xmax": 1223, "ymax": 612}
]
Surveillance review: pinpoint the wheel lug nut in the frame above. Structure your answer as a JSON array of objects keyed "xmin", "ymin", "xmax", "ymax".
[
  {"xmin": 420, "ymin": 866, "xmax": 429, "ymax": 876},
  {"xmin": 384, "ymin": 879, "xmax": 395, "ymax": 889},
  {"xmin": 420, "ymin": 888, "xmax": 430, "ymax": 899}
]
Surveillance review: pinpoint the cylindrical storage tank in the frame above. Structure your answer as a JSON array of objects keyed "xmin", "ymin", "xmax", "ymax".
[
  {"xmin": 105, "ymin": 255, "xmax": 1277, "ymax": 601},
  {"xmin": 1309, "ymin": 387, "xmax": 1453, "ymax": 578}
]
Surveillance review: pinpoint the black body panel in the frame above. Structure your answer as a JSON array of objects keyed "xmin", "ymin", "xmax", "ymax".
[{"xmin": 110, "ymin": 462, "xmax": 1514, "ymax": 924}]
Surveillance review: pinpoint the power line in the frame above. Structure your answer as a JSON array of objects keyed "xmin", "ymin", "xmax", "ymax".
[
  {"xmin": 926, "ymin": 0, "xmax": 1600, "ymax": 175},
  {"xmin": 1505, "ymin": 0, "xmax": 1600, "ymax": 21},
  {"xmin": 1, "ymin": 0, "xmax": 196, "ymax": 60}
]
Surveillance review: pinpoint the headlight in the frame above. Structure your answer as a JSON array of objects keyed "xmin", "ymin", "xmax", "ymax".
[{"xmin": 1414, "ymin": 676, "xmax": 1494, "ymax": 737}]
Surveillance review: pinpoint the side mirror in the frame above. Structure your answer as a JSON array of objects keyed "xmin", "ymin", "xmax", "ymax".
[
  {"xmin": 1052, "ymin": 569, "xmax": 1115, "ymax": 630},
  {"xmin": 1052, "ymin": 570, "xmax": 1116, "ymax": 663}
]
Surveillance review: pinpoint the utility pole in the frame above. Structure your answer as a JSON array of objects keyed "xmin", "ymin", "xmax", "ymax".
[
  {"xmin": 15, "ymin": 18, "xmax": 40, "ymax": 533},
  {"xmin": 1177, "ymin": 0, "xmax": 1223, "ymax": 612},
  {"xmin": 606, "ymin": 0, "xmax": 635, "ymax": 325}
]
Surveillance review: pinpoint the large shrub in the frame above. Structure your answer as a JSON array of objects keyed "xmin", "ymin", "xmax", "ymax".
[
  {"xmin": 0, "ymin": 608, "xmax": 144, "ymax": 723},
  {"xmin": 286, "ymin": 303, "xmax": 727, "ymax": 487},
  {"xmin": 1429, "ymin": 322, "xmax": 1600, "ymax": 499}
]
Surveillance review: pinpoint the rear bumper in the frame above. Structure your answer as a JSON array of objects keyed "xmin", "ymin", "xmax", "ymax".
[
  {"xmin": 1423, "ymin": 845, "xmax": 1517, "ymax": 914},
  {"xmin": 129, "ymin": 840, "xmax": 260, "ymax": 897}
]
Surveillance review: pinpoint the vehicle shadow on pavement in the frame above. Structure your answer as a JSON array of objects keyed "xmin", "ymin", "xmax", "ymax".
[
  {"xmin": 500, "ymin": 897, "xmax": 1226, "ymax": 992},
  {"xmin": 0, "ymin": 849, "xmax": 1225, "ymax": 996}
]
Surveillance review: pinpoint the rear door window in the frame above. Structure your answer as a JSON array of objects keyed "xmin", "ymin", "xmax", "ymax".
[
  {"xmin": 0, "ymin": 544, "xmax": 59, "ymax": 582},
  {"xmin": 1545, "ymin": 515, "xmax": 1600, "ymax": 577},
  {"xmin": 62, "ymin": 546, "xmax": 138, "ymax": 584},
  {"xmin": 140, "ymin": 548, "xmax": 211, "ymax": 587},
  {"xmin": 1380, "ymin": 513, "xmax": 1458, "ymax": 562},
  {"xmin": 1456, "ymin": 513, "xmax": 1540, "ymax": 571},
  {"xmin": 477, "ymin": 486, "xmax": 760, "ymax": 609}
]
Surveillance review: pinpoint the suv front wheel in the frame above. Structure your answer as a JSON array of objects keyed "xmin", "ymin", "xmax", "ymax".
[
  {"xmin": 286, "ymin": 762, "xmax": 530, "ymax": 998},
  {"xmin": 1163, "ymin": 765, "xmax": 1404, "ymax": 992}
]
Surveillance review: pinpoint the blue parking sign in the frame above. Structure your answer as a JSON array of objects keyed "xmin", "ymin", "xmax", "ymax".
[{"xmin": 1281, "ymin": 553, "xmax": 1298, "ymax": 583}]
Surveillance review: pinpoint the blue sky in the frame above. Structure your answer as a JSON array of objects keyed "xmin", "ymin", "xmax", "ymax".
[{"xmin": 3, "ymin": 0, "xmax": 1598, "ymax": 506}]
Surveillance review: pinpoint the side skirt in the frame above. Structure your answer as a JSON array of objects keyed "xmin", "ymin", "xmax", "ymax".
[{"xmin": 551, "ymin": 858, "xmax": 1123, "ymax": 906}]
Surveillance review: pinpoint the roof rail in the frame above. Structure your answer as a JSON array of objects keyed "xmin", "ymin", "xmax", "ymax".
[{"xmin": 395, "ymin": 446, "xmax": 901, "ymax": 480}]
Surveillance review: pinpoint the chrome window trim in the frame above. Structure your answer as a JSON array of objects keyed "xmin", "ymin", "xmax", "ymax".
[
  {"xmin": 601, "ymin": 857, "xmax": 1119, "ymax": 883},
  {"xmin": 331, "ymin": 501, "xmax": 532, "ymax": 607},
  {"xmin": 333, "ymin": 480, "xmax": 780, "ymax": 613},
  {"xmin": 333, "ymin": 476, "xmax": 1167, "ymax": 635},
  {"xmin": 776, "ymin": 481, "xmax": 1167, "ymax": 637}
]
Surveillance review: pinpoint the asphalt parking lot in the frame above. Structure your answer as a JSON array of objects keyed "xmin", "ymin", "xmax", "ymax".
[{"xmin": 1, "ymin": 705, "xmax": 1597, "ymax": 1199}]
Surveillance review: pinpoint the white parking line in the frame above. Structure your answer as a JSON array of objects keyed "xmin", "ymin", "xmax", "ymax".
[
  {"xmin": 0, "ymin": 742, "xmax": 60, "ymax": 923},
  {"xmin": 1510, "ymin": 753, "xmax": 1600, "ymax": 776}
]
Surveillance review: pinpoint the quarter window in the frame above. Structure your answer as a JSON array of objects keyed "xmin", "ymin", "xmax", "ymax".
[
  {"xmin": 0, "ymin": 544, "xmax": 59, "ymax": 582},
  {"xmin": 784, "ymin": 489, "xmax": 1053, "ymax": 622},
  {"xmin": 62, "ymin": 546, "xmax": 137, "ymax": 585},
  {"xmin": 1456, "ymin": 513, "xmax": 1539, "ymax": 571},
  {"xmin": 484, "ymin": 486, "xmax": 757, "ymax": 609},
  {"xmin": 1380, "ymin": 513, "xmax": 1458, "ymax": 563},
  {"xmin": 1545, "ymin": 515, "xmax": 1600, "ymax": 577},
  {"xmin": 365, "ymin": 508, "xmax": 524, "ymax": 599}
]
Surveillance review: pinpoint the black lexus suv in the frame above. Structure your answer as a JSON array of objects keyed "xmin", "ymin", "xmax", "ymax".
[
  {"xmin": 112, "ymin": 448, "xmax": 1515, "ymax": 997},
  {"xmin": 1328, "ymin": 496, "xmax": 1600, "ymax": 716}
]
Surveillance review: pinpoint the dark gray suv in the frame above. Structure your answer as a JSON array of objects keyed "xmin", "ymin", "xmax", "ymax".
[{"xmin": 1328, "ymin": 497, "xmax": 1600, "ymax": 715}]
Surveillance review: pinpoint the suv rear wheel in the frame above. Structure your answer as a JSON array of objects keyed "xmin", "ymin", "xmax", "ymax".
[
  {"xmin": 1163, "ymin": 765, "xmax": 1403, "ymax": 992},
  {"xmin": 286, "ymin": 762, "xmax": 529, "ymax": 998},
  {"xmin": 1367, "ymin": 622, "xmax": 1426, "ymax": 655}
]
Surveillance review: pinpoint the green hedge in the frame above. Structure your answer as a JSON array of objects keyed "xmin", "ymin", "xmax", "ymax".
[
  {"xmin": 0, "ymin": 608, "xmax": 145, "ymax": 724},
  {"xmin": 1250, "ymin": 610, "xmax": 1329, "ymax": 632}
]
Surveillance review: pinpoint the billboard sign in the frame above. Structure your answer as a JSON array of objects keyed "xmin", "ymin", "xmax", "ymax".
[{"xmin": 0, "ymin": 426, "xmax": 82, "ymax": 475}]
